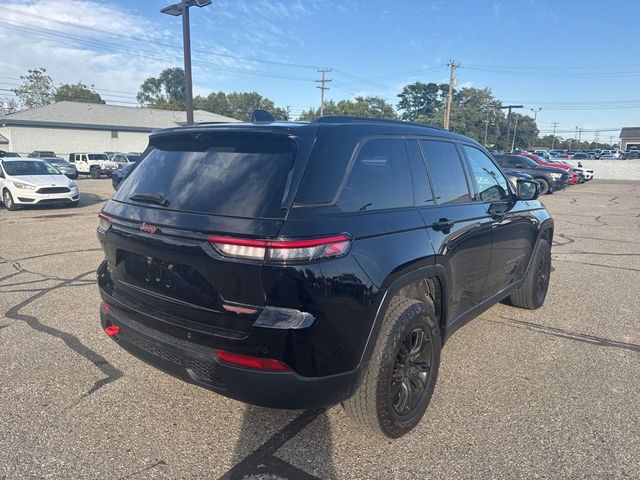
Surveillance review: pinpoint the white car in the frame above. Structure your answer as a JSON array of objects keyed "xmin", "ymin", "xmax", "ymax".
[
  {"xmin": 559, "ymin": 161, "xmax": 594, "ymax": 181},
  {"xmin": 0, "ymin": 158, "xmax": 80, "ymax": 211},
  {"xmin": 69, "ymin": 153, "xmax": 118, "ymax": 179}
]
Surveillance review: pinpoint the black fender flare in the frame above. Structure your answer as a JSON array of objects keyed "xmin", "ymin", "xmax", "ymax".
[
  {"xmin": 358, "ymin": 263, "xmax": 449, "ymax": 366},
  {"xmin": 523, "ymin": 217, "xmax": 554, "ymax": 277}
]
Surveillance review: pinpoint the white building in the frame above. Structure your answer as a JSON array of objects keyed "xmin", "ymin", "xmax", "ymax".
[
  {"xmin": 0, "ymin": 101, "xmax": 238, "ymax": 157},
  {"xmin": 619, "ymin": 127, "xmax": 640, "ymax": 151}
]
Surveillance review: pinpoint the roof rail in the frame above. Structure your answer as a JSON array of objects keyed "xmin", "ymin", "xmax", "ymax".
[{"xmin": 310, "ymin": 115, "xmax": 442, "ymax": 130}]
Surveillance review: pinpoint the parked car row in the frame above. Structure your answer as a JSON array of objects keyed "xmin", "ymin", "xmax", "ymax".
[
  {"xmin": 492, "ymin": 151, "xmax": 594, "ymax": 195},
  {"xmin": 543, "ymin": 149, "xmax": 637, "ymax": 160},
  {"xmin": 3, "ymin": 149, "xmax": 143, "ymax": 178}
]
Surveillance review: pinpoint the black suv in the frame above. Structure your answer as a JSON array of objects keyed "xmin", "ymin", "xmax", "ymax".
[
  {"xmin": 97, "ymin": 115, "xmax": 553, "ymax": 438},
  {"xmin": 494, "ymin": 154, "xmax": 569, "ymax": 194}
]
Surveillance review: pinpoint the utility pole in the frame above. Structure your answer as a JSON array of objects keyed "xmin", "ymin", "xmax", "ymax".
[
  {"xmin": 609, "ymin": 135, "xmax": 613, "ymax": 148},
  {"xmin": 550, "ymin": 122, "xmax": 559, "ymax": 149},
  {"xmin": 530, "ymin": 107, "xmax": 542, "ymax": 123},
  {"xmin": 594, "ymin": 131, "xmax": 599, "ymax": 150},
  {"xmin": 444, "ymin": 60, "xmax": 459, "ymax": 130},
  {"xmin": 578, "ymin": 128, "xmax": 583, "ymax": 147},
  {"xmin": 511, "ymin": 115, "xmax": 519, "ymax": 152},
  {"xmin": 483, "ymin": 109, "xmax": 492, "ymax": 146},
  {"xmin": 575, "ymin": 126, "xmax": 579, "ymax": 150},
  {"xmin": 316, "ymin": 68, "xmax": 332, "ymax": 116},
  {"xmin": 500, "ymin": 105, "xmax": 523, "ymax": 150}
]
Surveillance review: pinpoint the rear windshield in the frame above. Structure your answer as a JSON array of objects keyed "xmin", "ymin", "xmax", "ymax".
[{"xmin": 113, "ymin": 132, "xmax": 296, "ymax": 219}]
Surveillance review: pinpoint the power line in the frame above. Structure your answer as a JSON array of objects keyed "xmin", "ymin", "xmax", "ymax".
[
  {"xmin": 0, "ymin": 20, "xmax": 318, "ymax": 84},
  {"xmin": 0, "ymin": 6, "xmax": 322, "ymax": 71}
]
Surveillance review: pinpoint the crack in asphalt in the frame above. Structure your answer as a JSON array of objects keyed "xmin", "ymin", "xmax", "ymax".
[
  {"xmin": 558, "ymin": 217, "xmax": 607, "ymax": 228},
  {"xmin": 116, "ymin": 459, "xmax": 168, "ymax": 479},
  {"xmin": 552, "ymin": 233, "xmax": 576, "ymax": 247},
  {"xmin": 488, "ymin": 316, "xmax": 640, "ymax": 354},
  {"xmin": 552, "ymin": 258, "xmax": 640, "ymax": 273},
  {"xmin": 3, "ymin": 267, "xmax": 123, "ymax": 399},
  {"xmin": 554, "ymin": 251, "xmax": 640, "ymax": 257},
  {"xmin": 562, "ymin": 234, "xmax": 640, "ymax": 245},
  {"xmin": 0, "ymin": 253, "xmax": 102, "ymax": 284},
  {"xmin": 11, "ymin": 247, "xmax": 102, "ymax": 263}
]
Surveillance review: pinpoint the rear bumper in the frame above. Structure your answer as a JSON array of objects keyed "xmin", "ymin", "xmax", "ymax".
[{"xmin": 99, "ymin": 302, "xmax": 360, "ymax": 409}]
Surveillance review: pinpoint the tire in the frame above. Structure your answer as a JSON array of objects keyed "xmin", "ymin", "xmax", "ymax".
[
  {"xmin": 343, "ymin": 296, "xmax": 441, "ymax": 438},
  {"xmin": 508, "ymin": 237, "xmax": 551, "ymax": 310},
  {"xmin": 90, "ymin": 167, "xmax": 100, "ymax": 179},
  {"xmin": 3, "ymin": 189, "xmax": 18, "ymax": 211},
  {"xmin": 535, "ymin": 178, "xmax": 549, "ymax": 195}
]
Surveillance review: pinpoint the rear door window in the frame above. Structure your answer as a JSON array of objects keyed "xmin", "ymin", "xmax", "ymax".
[
  {"xmin": 420, "ymin": 140, "xmax": 471, "ymax": 205},
  {"xmin": 337, "ymin": 137, "xmax": 413, "ymax": 212},
  {"xmin": 113, "ymin": 132, "xmax": 296, "ymax": 219},
  {"xmin": 405, "ymin": 140, "xmax": 434, "ymax": 206}
]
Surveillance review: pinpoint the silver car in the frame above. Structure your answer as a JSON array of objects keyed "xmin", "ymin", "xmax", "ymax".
[{"xmin": 43, "ymin": 157, "xmax": 78, "ymax": 179}]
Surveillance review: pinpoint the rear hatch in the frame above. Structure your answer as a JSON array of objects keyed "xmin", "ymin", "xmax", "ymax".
[{"xmin": 102, "ymin": 128, "xmax": 312, "ymax": 338}]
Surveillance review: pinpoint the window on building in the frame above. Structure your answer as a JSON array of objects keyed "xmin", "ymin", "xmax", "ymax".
[{"xmin": 111, "ymin": 131, "xmax": 119, "ymax": 138}]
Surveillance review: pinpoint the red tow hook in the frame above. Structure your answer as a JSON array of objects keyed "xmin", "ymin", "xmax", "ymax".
[{"xmin": 104, "ymin": 324, "xmax": 120, "ymax": 337}]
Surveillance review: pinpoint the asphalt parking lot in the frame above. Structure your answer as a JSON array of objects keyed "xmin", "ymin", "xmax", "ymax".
[{"xmin": 1, "ymin": 178, "xmax": 639, "ymax": 479}]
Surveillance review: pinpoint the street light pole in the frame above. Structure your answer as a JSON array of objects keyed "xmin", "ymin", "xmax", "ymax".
[
  {"xmin": 161, "ymin": 0, "xmax": 212, "ymax": 125},
  {"xmin": 182, "ymin": 1, "xmax": 194, "ymax": 125}
]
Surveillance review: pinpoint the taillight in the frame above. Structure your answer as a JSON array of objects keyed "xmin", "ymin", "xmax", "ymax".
[
  {"xmin": 207, "ymin": 234, "xmax": 351, "ymax": 262},
  {"xmin": 98, "ymin": 213, "xmax": 111, "ymax": 233},
  {"xmin": 215, "ymin": 350, "xmax": 291, "ymax": 372}
]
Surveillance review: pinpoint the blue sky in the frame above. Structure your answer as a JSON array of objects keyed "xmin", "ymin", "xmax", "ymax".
[{"xmin": 1, "ymin": 0, "xmax": 639, "ymax": 141}]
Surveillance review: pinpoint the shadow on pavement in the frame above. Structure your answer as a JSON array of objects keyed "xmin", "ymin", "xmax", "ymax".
[{"xmin": 221, "ymin": 405, "xmax": 335, "ymax": 480}]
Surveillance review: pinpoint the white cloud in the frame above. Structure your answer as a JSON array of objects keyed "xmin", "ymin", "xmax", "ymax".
[{"xmin": 0, "ymin": 0, "xmax": 177, "ymax": 105}]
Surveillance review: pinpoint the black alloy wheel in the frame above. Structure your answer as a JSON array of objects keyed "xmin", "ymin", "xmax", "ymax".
[
  {"xmin": 391, "ymin": 327, "xmax": 433, "ymax": 417},
  {"xmin": 535, "ymin": 243, "xmax": 551, "ymax": 304}
]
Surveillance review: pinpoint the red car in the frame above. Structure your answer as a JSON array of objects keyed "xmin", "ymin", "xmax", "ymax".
[
  {"xmin": 519, "ymin": 153, "xmax": 571, "ymax": 171},
  {"xmin": 518, "ymin": 153, "xmax": 578, "ymax": 185}
]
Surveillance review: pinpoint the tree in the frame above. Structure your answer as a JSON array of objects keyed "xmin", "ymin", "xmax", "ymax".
[
  {"xmin": 194, "ymin": 91, "xmax": 288, "ymax": 121},
  {"xmin": 396, "ymin": 82, "xmax": 448, "ymax": 122},
  {"xmin": 298, "ymin": 96, "xmax": 397, "ymax": 120},
  {"xmin": 13, "ymin": 67, "xmax": 55, "ymax": 109},
  {"xmin": 137, "ymin": 67, "xmax": 185, "ymax": 110},
  {"xmin": 54, "ymin": 82, "xmax": 104, "ymax": 104},
  {"xmin": 501, "ymin": 113, "xmax": 539, "ymax": 150},
  {"xmin": 448, "ymin": 87, "xmax": 504, "ymax": 143}
]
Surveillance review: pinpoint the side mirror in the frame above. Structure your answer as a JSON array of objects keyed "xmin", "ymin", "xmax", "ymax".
[{"xmin": 516, "ymin": 179, "xmax": 539, "ymax": 200}]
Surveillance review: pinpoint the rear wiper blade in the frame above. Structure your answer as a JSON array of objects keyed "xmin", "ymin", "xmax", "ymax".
[{"xmin": 128, "ymin": 193, "xmax": 169, "ymax": 206}]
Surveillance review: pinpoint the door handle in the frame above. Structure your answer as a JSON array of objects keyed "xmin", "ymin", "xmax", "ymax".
[{"xmin": 432, "ymin": 218, "xmax": 454, "ymax": 231}]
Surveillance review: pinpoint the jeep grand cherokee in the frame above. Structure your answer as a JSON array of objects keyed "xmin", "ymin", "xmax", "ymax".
[{"xmin": 97, "ymin": 114, "xmax": 553, "ymax": 438}]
